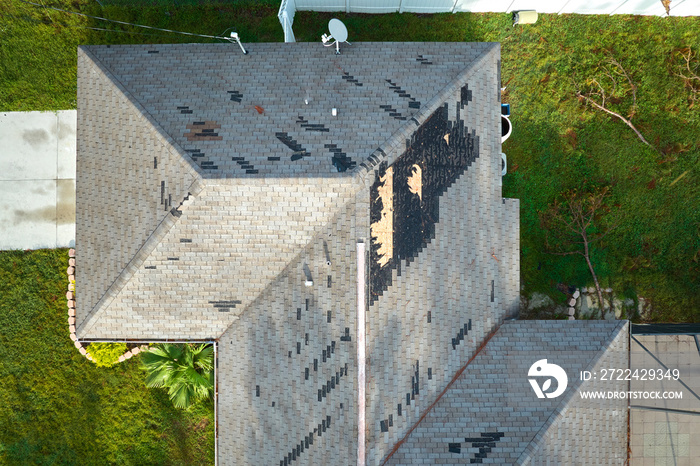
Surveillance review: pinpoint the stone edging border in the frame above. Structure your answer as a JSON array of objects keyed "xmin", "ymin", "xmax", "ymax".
[{"xmin": 67, "ymin": 249, "xmax": 148, "ymax": 364}]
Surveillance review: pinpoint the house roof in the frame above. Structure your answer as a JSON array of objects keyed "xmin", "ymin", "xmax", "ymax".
[
  {"xmin": 75, "ymin": 41, "xmax": 500, "ymax": 340},
  {"xmin": 80, "ymin": 42, "xmax": 495, "ymax": 179},
  {"xmin": 384, "ymin": 320, "xmax": 629, "ymax": 465}
]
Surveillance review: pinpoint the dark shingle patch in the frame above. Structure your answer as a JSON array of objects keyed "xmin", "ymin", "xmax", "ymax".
[
  {"xmin": 278, "ymin": 415, "xmax": 331, "ymax": 465},
  {"xmin": 296, "ymin": 116, "xmax": 330, "ymax": 132},
  {"xmin": 209, "ymin": 300, "xmax": 241, "ymax": 313},
  {"xmin": 461, "ymin": 84, "xmax": 473, "ymax": 108},
  {"xmin": 185, "ymin": 149, "xmax": 205, "ymax": 160},
  {"xmin": 452, "ymin": 432, "xmax": 504, "ymax": 463},
  {"xmin": 324, "ymin": 143, "xmax": 356, "ymax": 172},
  {"xmin": 276, "ymin": 132, "xmax": 310, "ymax": 161},
  {"xmin": 341, "ymin": 72, "xmax": 363, "ymax": 86},
  {"xmin": 227, "ymin": 90, "xmax": 243, "ymax": 103},
  {"xmin": 452, "ymin": 320, "xmax": 471, "ymax": 350},
  {"xmin": 379, "ymin": 105, "xmax": 407, "ymax": 121},
  {"xmin": 369, "ymin": 100, "xmax": 480, "ymax": 305},
  {"xmin": 232, "ymin": 157, "xmax": 258, "ymax": 174},
  {"xmin": 416, "ymin": 55, "xmax": 433, "ymax": 65},
  {"xmin": 385, "ymin": 79, "xmax": 420, "ymax": 112}
]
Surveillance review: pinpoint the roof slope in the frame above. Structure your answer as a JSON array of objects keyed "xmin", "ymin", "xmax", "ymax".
[
  {"xmin": 76, "ymin": 42, "xmax": 498, "ymax": 339},
  {"xmin": 82, "ymin": 42, "xmax": 494, "ymax": 179},
  {"xmin": 75, "ymin": 47, "xmax": 200, "ymax": 334},
  {"xmin": 385, "ymin": 320, "xmax": 629, "ymax": 465}
]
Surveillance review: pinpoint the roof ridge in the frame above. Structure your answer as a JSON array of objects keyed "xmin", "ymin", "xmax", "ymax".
[
  {"xmin": 381, "ymin": 318, "xmax": 502, "ymax": 465},
  {"xmin": 76, "ymin": 47, "xmax": 204, "ymax": 336},
  {"xmin": 352, "ymin": 42, "xmax": 499, "ymax": 185},
  {"xmin": 514, "ymin": 320, "xmax": 629, "ymax": 464},
  {"xmin": 77, "ymin": 178, "xmax": 206, "ymax": 336}
]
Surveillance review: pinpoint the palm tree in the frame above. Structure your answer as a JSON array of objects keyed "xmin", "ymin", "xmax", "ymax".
[{"xmin": 141, "ymin": 343, "xmax": 214, "ymax": 409}]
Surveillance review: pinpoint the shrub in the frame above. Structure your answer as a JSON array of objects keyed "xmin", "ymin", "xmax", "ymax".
[{"xmin": 86, "ymin": 342, "xmax": 127, "ymax": 367}]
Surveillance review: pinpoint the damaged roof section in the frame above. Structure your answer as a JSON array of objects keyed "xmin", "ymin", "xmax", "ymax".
[{"xmin": 75, "ymin": 42, "xmax": 499, "ymax": 340}]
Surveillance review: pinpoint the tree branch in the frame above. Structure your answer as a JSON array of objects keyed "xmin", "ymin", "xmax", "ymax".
[{"xmin": 576, "ymin": 91, "xmax": 653, "ymax": 147}]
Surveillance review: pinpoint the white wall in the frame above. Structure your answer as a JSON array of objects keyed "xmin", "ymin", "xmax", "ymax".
[
  {"xmin": 291, "ymin": 0, "xmax": 695, "ymax": 16},
  {"xmin": 278, "ymin": 0, "xmax": 297, "ymax": 42}
]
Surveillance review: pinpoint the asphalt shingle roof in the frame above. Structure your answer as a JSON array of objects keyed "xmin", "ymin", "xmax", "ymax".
[
  {"xmin": 83, "ymin": 42, "xmax": 494, "ymax": 178},
  {"xmin": 75, "ymin": 41, "xmax": 499, "ymax": 340},
  {"xmin": 385, "ymin": 320, "xmax": 629, "ymax": 465}
]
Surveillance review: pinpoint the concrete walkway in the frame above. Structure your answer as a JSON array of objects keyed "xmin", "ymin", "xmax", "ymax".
[{"xmin": 0, "ymin": 111, "xmax": 76, "ymax": 250}]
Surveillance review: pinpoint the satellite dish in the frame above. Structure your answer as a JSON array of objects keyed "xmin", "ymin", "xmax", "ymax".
[
  {"xmin": 321, "ymin": 18, "xmax": 351, "ymax": 55},
  {"xmin": 329, "ymin": 19, "xmax": 348, "ymax": 43}
]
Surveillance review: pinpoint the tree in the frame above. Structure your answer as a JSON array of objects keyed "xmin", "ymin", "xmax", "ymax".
[
  {"xmin": 141, "ymin": 343, "xmax": 214, "ymax": 409},
  {"xmin": 539, "ymin": 187, "xmax": 616, "ymax": 318}
]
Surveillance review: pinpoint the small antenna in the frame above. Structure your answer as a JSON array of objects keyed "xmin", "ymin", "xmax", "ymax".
[
  {"xmin": 321, "ymin": 19, "xmax": 350, "ymax": 55},
  {"xmin": 227, "ymin": 32, "xmax": 248, "ymax": 55}
]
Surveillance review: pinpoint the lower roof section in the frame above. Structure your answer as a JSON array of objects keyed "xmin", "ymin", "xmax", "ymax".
[{"xmin": 384, "ymin": 320, "xmax": 629, "ymax": 465}]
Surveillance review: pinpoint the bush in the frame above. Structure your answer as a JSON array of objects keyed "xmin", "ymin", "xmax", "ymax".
[{"xmin": 86, "ymin": 342, "xmax": 127, "ymax": 367}]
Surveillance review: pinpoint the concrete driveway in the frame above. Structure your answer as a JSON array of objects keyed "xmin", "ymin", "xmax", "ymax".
[{"xmin": 0, "ymin": 110, "xmax": 76, "ymax": 250}]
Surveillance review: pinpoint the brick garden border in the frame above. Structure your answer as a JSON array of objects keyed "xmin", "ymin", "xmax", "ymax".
[{"xmin": 66, "ymin": 248, "xmax": 148, "ymax": 364}]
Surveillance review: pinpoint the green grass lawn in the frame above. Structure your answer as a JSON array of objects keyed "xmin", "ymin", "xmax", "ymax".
[
  {"xmin": 1, "ymin": 2, "xmax": 697, "ymax": 321},
  {"xmin": 0, "ymin": 249, "xmax": 214, "ymax": 465}
]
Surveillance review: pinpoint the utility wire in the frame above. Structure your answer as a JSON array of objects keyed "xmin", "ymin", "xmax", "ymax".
[
  {"xmin": 0, "ymin": 12, "xmax": 178, "ymax": 39},
  {"xmin": 18, "ymin": 0, "xmax": 230, "ymax": 41}
]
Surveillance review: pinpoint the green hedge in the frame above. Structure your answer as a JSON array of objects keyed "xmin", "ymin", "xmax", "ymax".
[{"xmin": 86, "ymin": 342, "xmax": 127, "ymax": 367}]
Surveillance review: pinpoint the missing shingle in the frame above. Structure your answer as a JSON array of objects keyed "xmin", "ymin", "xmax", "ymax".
[
  {"xmin": 154, "ymin": 157, "xmax": 158, "ymax": 169},
  {"xmin": 184, "ymin": 120, "xmax": 222, "ymax": 141}
]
